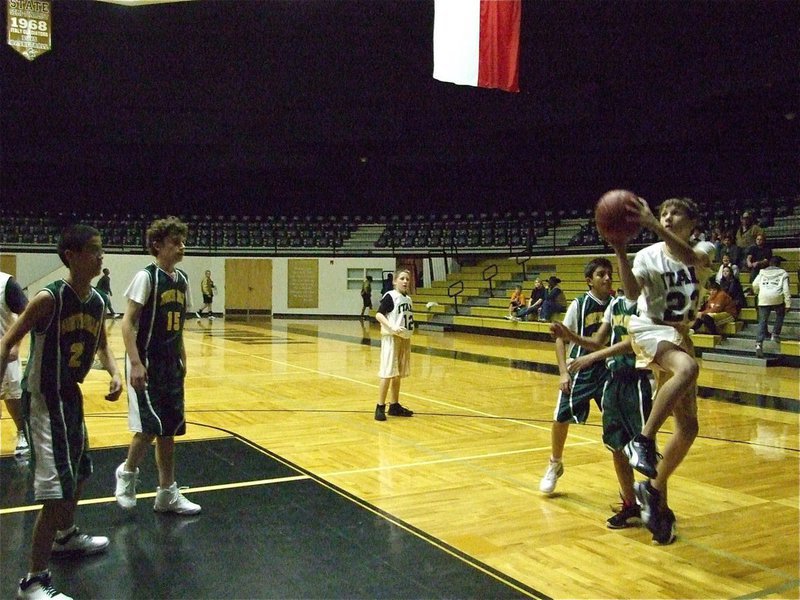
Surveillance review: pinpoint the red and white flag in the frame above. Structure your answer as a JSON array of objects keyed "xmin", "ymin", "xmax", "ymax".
[{"xmin": 433, "ymin": 0, "xmax": 521, "ymax": 93}]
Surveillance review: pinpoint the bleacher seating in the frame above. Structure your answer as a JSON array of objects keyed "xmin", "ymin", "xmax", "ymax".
[{"xmin": 1, "ymin": 195, "xmax": 797, "ymax": 255}]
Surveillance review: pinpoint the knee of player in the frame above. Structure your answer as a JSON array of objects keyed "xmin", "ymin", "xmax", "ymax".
[
  {"xmin": 676, "ymin": 355, "xmax": 700, "ymax": 383},
  {"xmin": 681, "ymin": 414, "xmax": 700, "ymax": 440}
]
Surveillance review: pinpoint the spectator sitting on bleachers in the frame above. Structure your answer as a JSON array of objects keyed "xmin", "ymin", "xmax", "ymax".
[
  {"xmin": 745, "ymin": 232, "xmax": 772, "ymax": 283},
  {"xmin": 717, "ymin": 264, "xmax": 746, "ymax": 313},
  {"xmin": 735, "ymin": 210, "xmax": 763, "ymax": 250},
  {"xmin": 506, "ymin": 285, "xmax": 526, "ymax": 318},
  {"xmin": 718, "ymin": 233, "xmax": 744, "ymax": 270},
  {"xmin": 539, "ymin": 276, "xmax": 566, "ymax": 322},
  {"xmin": 511, "ymin": 278, "xmax": 546, "ymax": 321},
  {"xmin": 716, "ymin": 254, "xmax": 740, "ymax": 281},
  {"xmin": 690, "ymin": 277, "xmax": 739, "ymax": 335}
]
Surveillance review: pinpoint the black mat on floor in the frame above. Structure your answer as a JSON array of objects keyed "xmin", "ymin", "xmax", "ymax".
[{"xmin": 1, "ymin": 438, "xmax": 545, "ymax": 599}]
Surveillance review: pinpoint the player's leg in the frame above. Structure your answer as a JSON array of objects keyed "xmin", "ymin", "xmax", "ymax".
[
  {"xmin": 387, "ymin": 340, "xmax": 413, "ymax": 417},
  {"xmin": 652, "ymin": 387, "xmax": 698, "ymax": 496},
  {"xmin": 115, "ymin": 432, "xmax": 154, "ymax": 509},
  {"xmin": 642, "ymin": 344, "xmax": 697, "ymax": 438},
  {"xmin": 626, "ymin": 344, "xmax": 696, "ymax": 478}
]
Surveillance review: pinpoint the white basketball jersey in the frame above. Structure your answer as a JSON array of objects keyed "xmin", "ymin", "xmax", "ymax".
[
  {"xmin": 0, "ymin": 272, "xmax": 13, "ymax": 338},
  {"xmin": 632, "ymin": 241, "xmax": 715, "ymax": 326},
  {"xmin": 380, "ymin": 290, "xmax": 414, "ymax": 339}
]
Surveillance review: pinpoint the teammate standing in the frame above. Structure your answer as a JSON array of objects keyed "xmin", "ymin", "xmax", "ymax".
[
  {"xmin": 374, "ymin": 268, "xmax": 415, "ymax": 421},
  {"xmin": 115, "ymin": 217, "xmax": 201, "ymax": 515},
  {"xmin": 1, "ymin": 225, "xmax": 122, "ymax": 600}
]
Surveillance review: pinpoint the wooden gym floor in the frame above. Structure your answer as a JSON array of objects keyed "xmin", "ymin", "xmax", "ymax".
[{"xmin": 1, "ymin": 317, "xmax": 798, "ymax": 599}]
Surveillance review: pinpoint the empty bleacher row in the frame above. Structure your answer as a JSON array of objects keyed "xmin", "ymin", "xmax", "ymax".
[{"xmin": 1, "ymin": 195, "xmax": 797, "ymax": 254}]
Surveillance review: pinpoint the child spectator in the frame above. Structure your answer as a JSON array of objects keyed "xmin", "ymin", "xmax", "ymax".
[{"xmin": 690, "ymin": 277, "xmax": 739, "ymax": 335}]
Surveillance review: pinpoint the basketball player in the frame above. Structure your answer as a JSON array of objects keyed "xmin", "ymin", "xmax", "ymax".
[
  {"xmin": 552, "ymin": 293, "xmax": 654, "ymax": 532},
  {"xmin": 114, "ymin": 217, "xmax": 201, "ymax": 515},
  {"xmin": 196, "ymin": 269, "xmax": 216, "ymax": 320},
  {"xmin": 374, "ymin": 268, "xmax": 415, "ymax": 421},
  {"xmin": 0, "ymin": 225, "xmax": 122, "ymax": 600},
  {"xmin": 612, "ymin": 196, "xmax": 715, "ymax": 544},
  {"xmin": 538, "ymin": 258, "xmax": 613, "ymax": 494},
  {"xmin": 0, "ymin": 270, "xmax": 30, "ymax": 457}
]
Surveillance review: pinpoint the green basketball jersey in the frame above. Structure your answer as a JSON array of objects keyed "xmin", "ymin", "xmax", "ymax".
[
  {"xmin": 136, "ymin": 264, "xmax": 188, "ymax": 365},
  {"xmin": 606, "ymin": 295, "xmax": 637, "ymax": 371},
  {"xmin": 23, "ymin": 280, "xmax": 106, "ymax": 396},
  {"xmin": 566, "ymin": 291, "xmax": 610, "ymax": 382}
]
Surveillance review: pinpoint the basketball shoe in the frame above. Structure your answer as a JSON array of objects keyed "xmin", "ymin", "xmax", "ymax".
[
  {"xmin": 17, "ymin": 571, "xmax": 71, "ymax": 600},
  {"xmin": 624, "ymin": 434, "xmax": 659, "ymax": 478},
  {"xmin": 387, "ymin": 403, "xmax": 413, "ymax": 417},
  {"xmin": 539, "ymin": 459, "xmax": 563, "ymax": 494},
  {"xmin": 51, "ymin": 527, "xmax": 109, "ymax": 557},
  {"xmin": 154, "ymin": 482, "xmax": 201, "ymax": 515},
  {"xmin": 115, "ymin": 462, "xmax": 139, "ymax": 509}
]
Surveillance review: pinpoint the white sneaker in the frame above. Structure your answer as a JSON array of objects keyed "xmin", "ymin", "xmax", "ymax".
[
  {"xmin": 17, "ymin": 571, "xmax": 72, "ymax": 600},
  {"xmin": 14, "ymin": 431, "xmax": 30, "ymax": 457},
  {"xmin": 114, "ymin": 462, "xmax": 139, "ymax": 509},
  {"xmin": 51, "ymin": 528, "xmax": 109, "ymax": 557},
  {"xmin": 154, "ymin": 482, "xmax": 201, "ymax": 515},
  {"xmin": 195, "ymin": 311, "xmax": 202, "ymax": 319},
  {"xmin": 539, "ymin": 460, "xmax": 564, "ymax": 494},
  {"xmin": 208, "ymin": 315, "xmax": 215, "ymax": 321}
]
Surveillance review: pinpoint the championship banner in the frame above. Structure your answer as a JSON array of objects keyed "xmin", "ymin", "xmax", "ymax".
[{"xmin": 7, "ymin": 0, "xmax": 51, "ymax": 61}]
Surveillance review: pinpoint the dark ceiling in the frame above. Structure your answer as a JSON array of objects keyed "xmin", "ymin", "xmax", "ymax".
[{"xmin": 1, "ymin": 0, "xmax": 797, "ymax": 216}]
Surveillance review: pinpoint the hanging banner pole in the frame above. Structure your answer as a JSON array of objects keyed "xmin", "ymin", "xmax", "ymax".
[{"xmin": 7, "ymin": 0, "xmax": 51, "ymax": 61}]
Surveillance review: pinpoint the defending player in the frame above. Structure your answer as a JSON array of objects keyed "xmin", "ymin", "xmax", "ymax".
[
  {"xmin": 538, "ymin": 258, "xmax": 613, "ymax": 494},
  {"xmin": 1, "ymin": 225, "xmax": 122, "ymax": 600},
  {"xmin": 374, "ymin": 268, "xmax": 415, "ymax": 421},
  {"xmin": 553, "ymin": 292, "xmax": 656, "ymax": 535},
  {"xmin": 611, "ymin": 196, "xmax": 714, "ymax": 543},
  {"xmin": 114, "ymin": 217, "xmax": 201, "ymax": 515}
]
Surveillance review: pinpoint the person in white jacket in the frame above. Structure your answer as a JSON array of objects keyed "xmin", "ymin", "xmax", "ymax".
[{"xmin": 752, "ymin": 256, "xmax": 791, "ymax": 357}]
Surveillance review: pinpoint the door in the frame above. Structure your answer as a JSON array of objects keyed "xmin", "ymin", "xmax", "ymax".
[{"xmin": 224, "ymin": 258, "xmax": 272, "ymax": 315}]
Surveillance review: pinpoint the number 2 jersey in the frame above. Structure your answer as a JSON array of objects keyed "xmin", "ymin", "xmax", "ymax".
[
  {"xmin": 632, "ymin": 241, "xmax": 716, "ymax": 329},
  {"xmin": 23, "ymin": 280, "xmax": 106, "ymax": 398}
]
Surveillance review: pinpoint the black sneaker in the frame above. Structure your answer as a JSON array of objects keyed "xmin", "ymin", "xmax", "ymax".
[
  {"xmin": 374, "ymin": 404, "xmax": 386, "ymax": 421},
  {"xmin": 624, "ymin": 434, "xmax": 659, "ymax": 478},
  {"xmin": 651, "ymin": 508, "xmax": 677, "ymax": 545},
  {"xmin": 387, "ymin": 403, "xmax": 413, "ymax": 417},
  {"xmin": 634, "ymin": 480, "xmax": 662, "ymax": 533},
  {"xmin": 606, "ymin": 503, "xmax": 642, "ymax": 529}
]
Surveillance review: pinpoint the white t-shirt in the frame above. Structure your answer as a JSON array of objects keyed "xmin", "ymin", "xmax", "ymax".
[
  {"xmin": 124, "ymin": 265, "xmax": 194, "ymax": 308},
  {"xmin": 632, "ymin": 241, "xmax": 715, "ymax": 326}
]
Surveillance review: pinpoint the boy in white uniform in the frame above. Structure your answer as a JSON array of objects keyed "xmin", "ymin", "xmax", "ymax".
[
  {"xmin": 0, "ymin": 271, "xmax": 30, "ymax": 457},
  {"xmin": 611, "ymin": 196, "xmax": 715, "ymax": 544},
  {"xmin": 374, "ymin": 268, "xmax": 414, "ymax": 421}
]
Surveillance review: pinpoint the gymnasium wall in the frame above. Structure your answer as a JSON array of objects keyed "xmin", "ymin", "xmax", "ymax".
[{"xmin": 8, "ymin": 252, "xmax": 397, "ymax": 318}]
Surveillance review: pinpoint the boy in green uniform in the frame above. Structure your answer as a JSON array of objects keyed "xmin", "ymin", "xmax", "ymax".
[
  {"xmin": 539, "ymin": 258, "xmax": 613, "ymax": 494},
  {"xmin": 553, "ymin": 293, "xmax": 655, "ymax": 532},
  {"xmin": 115, "ymin": 217, "xmax": 200, "ymax": 515},
  {"xmin": 0, "ymin": 224, "xmax": 122, "ymax": 600}
]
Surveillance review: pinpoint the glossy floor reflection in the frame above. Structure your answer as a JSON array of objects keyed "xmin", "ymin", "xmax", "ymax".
[{"xmin": 0, "ymin": 439, "xmax": 541, "ymax": 600}]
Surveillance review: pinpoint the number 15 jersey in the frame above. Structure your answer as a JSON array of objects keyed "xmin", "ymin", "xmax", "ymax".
[{"xmin": 124, "ymin": 264, "xmax": 189, "ymax": 368}]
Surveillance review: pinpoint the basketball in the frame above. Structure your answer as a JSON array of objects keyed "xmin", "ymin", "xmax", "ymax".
[{"xmin": 595, "ymin": 189, "xmax": 641, "ymax": 244}]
